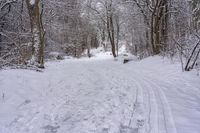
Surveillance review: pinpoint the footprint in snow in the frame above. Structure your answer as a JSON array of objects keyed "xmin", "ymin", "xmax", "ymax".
[
  {"xmin": 120, "ymin": 125, "xmax": 139, "ymax": 133},
  {"xmin": 42, "ymin": 125, "xmax": 60, "ymax": 133}
]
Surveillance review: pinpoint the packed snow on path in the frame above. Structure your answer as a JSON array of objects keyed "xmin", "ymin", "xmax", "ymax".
[{"xmin": 0, "ymin": 53, "xmax": 200, "ymax": 133}]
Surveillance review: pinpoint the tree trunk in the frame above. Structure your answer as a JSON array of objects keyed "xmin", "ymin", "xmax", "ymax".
[
  {"xmin": 26, "ymin": 0, "xmax": 45, "ymax": 68},
  {"xmin": 86, "ymin": 34, "xmax": 91, "ymax": 58},
  {"xmin": 150, "ymin": 0, "xmax": 168, "ymax": 55},
  {"xmin": 116, "ymin": 19, "xmax": 120, "ymax": 56},
  {"xmin": 191, "ymin": 48, "xmax": 200, "ymax": 69},
  {"xmin": 102, "ymin": 27, "xmax": 106, "ymax": 51},
  {"xmin": 151, "ymin": 9, "xmax": 156, "ymax": 55},
  {"xmin": 109, "ymin": 14, "xmax": 117, "ymax": 58},
  {"xmin": 185, "ymin": 41, "xmax": 200, "ymax": 71},
  {"xmin": 106, "ymin": 2, "xmax": 116, "ymax": 58}
]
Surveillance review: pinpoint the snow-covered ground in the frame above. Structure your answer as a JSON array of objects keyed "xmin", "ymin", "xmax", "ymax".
[{"xmin": 0, "ymin": 52, "xmax": 200, "ymax": 133}]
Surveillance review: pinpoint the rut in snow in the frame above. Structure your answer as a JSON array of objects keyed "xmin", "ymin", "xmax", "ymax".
[{"xmin": 0, "ymin": 57, "xmax": 200, "ymax": 133}]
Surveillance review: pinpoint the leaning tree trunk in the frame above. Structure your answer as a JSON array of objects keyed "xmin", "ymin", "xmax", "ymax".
[
  {"xmin": 185, "ymin": 41, "xmax": 200, "ymax": 71},
  {"xmin": 26, "ymin": 0, "xmax": 45, "ymax": 68},
  {"xmin": 191, "ymin": 48, "xmax": 200, "ymax": 69}
]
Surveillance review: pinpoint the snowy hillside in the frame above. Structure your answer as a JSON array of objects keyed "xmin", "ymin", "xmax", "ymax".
[{"xmin": 0, "ymin": 54, "xmax": 200, "ymax": 133}]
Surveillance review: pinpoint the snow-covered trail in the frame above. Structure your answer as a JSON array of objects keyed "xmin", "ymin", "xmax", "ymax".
[{"xmin": 0, "ymin": 56, "xmax": 200, "ymax": 133}]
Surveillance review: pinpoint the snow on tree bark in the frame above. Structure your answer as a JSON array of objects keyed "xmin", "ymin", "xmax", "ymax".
[{"xmin": 26, "ymin": 0, "xmax": 45, "ymax": 68}]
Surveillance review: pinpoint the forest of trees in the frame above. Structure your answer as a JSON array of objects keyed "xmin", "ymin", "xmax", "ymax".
[{"xmin": 0, "ymin": 0, "xmax": 200, "ymax": 71}]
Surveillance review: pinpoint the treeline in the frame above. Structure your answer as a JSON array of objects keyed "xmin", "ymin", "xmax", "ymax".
[{"xmin": 0, "ymin": 0, "xmax": 200, "ymax": 71}]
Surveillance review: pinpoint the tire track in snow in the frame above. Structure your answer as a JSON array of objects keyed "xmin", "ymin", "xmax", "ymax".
[
  {"xmin": 134, "ymin": 77, "xmax": 157, "ymax": 133},
  {"xmin": 118, "ymin": 65, "xmax": 177, "ymax": 133},
  {"xmin": 103, "ymin": 65, "xmax": 146, "ymax": 133},
  {"xmin": 121, "ymin": 76, "xmax": 156, "ymax": 133},
  {"xmin": 89, "ymin": 64, "xmax": 139, "ymax": 133},
  {"xmin": 138, "ymin": 75, "xmax": 178, "ymax": 133}
]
